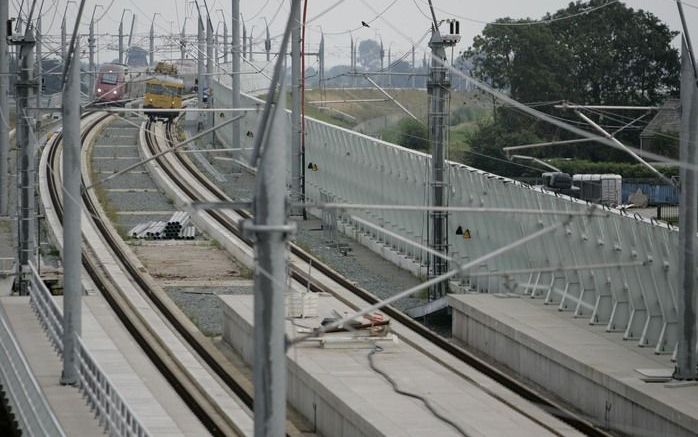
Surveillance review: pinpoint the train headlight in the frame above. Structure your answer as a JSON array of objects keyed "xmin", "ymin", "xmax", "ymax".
[
  {"xmin": 97, "ymin": 88, "xmax": 102, "ymax": 93},
  {"xmin": 113, "ymin": 90, "xmax": 117, "ymax": 94}
]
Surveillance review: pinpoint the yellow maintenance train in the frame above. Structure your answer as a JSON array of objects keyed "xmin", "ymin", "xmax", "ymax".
[{"xmin": 143, "ymin": 74, "xmax": 185, "ymax": 121}]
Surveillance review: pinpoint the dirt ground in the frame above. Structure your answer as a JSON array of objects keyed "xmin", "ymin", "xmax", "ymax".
[{"xmin": 130, "ymin": 240, "xmax": 249, "ymax": 285}]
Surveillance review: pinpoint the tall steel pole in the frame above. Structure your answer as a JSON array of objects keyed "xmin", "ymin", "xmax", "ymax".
[
  {"xmin": 149, "ymin": 22, "xmax": 155, "ymax": 66},
  {"xmin": 379, "ymin": 39, "xmax": 384, "ymax": 86},
  {"xmin": 265, "ymin": 23, "xmax": 271, "ymax": 62},
  {"xmin": 249, "ymin": 29, "xmax": 254, "ymax": 61},
  {"xmin": 249, "ymin": 16, "xmax": 296, "ymax": 435},
  {"xmin": 251, "ymin": 78, "xmax": 290, "ymax": 437},
  {"xmin": 89, "ymin": 15, "xmax": 96, "ymax": 98},
  {"xmin": 427, "ymin": 28, "xmax": 453, "ymax": 301},
  {"xmin": 412, "ymin": 45, "xmax": 416, "ymax": 88},
  {"xmin": 350, "ymin": 37, "xmax": 354, "ymax": 87},
  {"xmin": 206, "ymin": 14, "xmax": 215, "ymax": 141},
  {"xmin": 675, "ymin": 39, "xmax": 698, "ymax": 380},
  {"xmin": 35, "ymin": 17, "xmax": 41, "ymax": 122},
  {"xmin": 387, "ymin": 46, "xmax": 392, "ymax": 88},
  {"xmin": 14, "ymin": 23, "xmax": 36, "ymax": 295},
  {"xmin": 61, "ymin": 36, "xmax": 82, "ymax": 385},
  {"xmin": 180, "ymin": 19, "xmax": 187, "ymax": 60},
  {"xmin": 352, "ymin": 38, "xmax": 357, "ymax": 87},
  {"xmin": 206, "ymin": 15, "xmax": 213, "ymax": 95},
  {"xmin": 126, "ymin": 15, "xmax": 136, "ymax": 64},
  {"xmin": 61, "ymin": 16, "xmax": 67, "ymax": 61},
  {"xmin": 290, "ymin": 0, "xmax": 302, "ymax": 216},
  {"xmin": 231, "ymin": 0, "xmax": 241, "ymax": 161},
  {"xmin": 319, "ymin": 33, "xmax": 325, "ymax": 92},
  {"xmin": 223, "ymin": 21, "xmax": 229, "ymax": 63},
  {"xmin": 0, "ymin": 0, "xmax": 9, "ymax": 216},
  {"xmin": 197, "ymin": 15, "xmax": 205, "ymax": 108},
  {"xmin": 118, "ymin": 14, "xmax": 125, "ymax": 64},
  {"xmin": 242, "ymin": 23, "xmax": 247, "ymax": 60}
]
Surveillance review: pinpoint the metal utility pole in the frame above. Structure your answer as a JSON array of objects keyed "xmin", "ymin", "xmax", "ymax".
[
  {"xmin": 291, "ymin": 0, "xmax": 302, "ymax": 215},
  {"xmin": 11, "ymin": 15, "xmax": 36, "ymax": 295},
  {"xmin": 387, "ymin": 46, "xmax": 392, "ymax": 88},
  {"xmin": 207, "ymin": 16, "xmax": 213, "ymax": 90},
  {"xmin": 265, "ymin": 22, "xmax": 271, "ymax": 62},
  {"xmin": 248, "ymin": 21, "xmax": 295, "ymax": 437},
  {"xmin": 319, "ymin": 33, "xmax": 325, "ymax": 92},
  {"xmin": 215, "ymin": 33, "xmax": 219, "ymax": 68},
  {"xmin": 149, "ymin": 18, "xmax": 155, "ymax": 66},
  {"xmin": 231, "ymin": 0, "xmax": 241, "ymax": 162},
  {"xmin": 61, "ymin": 16, "xmax": 67, "ymax": 61},
  {"xmin": 119, "ymin": 17, "xmax": 124, "ymax": 64},
  {"xmin": 250, "ymin": 78, "xmax": 291, "ymax": 437},
  {"xmin": 35, "ymin": 17, "xmax": 41, "ymax": 122},
  {"xmin": 180, "ymin": 18, "xmax": 187, "ymax": 60},
  {"xmin": 426, "ymin": 14, "xmax": 458, "ymax": 301},
  {"xmin": 223, "ymin": 20, "xmax": 229, "ymax": 63},
  {"xmin": 89, "ymin": 11, "xmax": 97, "ymax": 98},
  {"xmin": 119, "ymin": 9, "xmax": 131, "ymax": 64},
  {"xmin": 249, "ymin": 28, "xmax": 254, "ymax": 61},
  {"xmin": 350, "ymin": 37, "xmax": 357, "ymax": 88},
  {"xmin": 0, "ymin": 0, "xmax": 9, "ymax": 216},
  {"xmin": 675, "ymin": 38, "xmax": 698, "ymax": 380},
  {"xmin": 61, "ymin": 36, "xmax": 82, "ymax": 386},
  {"xmin": 197, "ymin": 14, "xmax": 205, "ymax": 108},
  {"xmin": 242, "ymin": 23, "xmax": 247, "ymax": 60},
  {"xmin": 379, "ymin": 39, "xmax": 384, "ymax": 85},
  {"xmin": 126, "ymin": 15, "xmax": 136, "ymax": 64},
  {"xmin": 206, "ymin": 12, "xmax": 215, "ymax": 141},
  {"xmin": 412, "ymin": 45, "xmax": 416, "ymax": 88}
]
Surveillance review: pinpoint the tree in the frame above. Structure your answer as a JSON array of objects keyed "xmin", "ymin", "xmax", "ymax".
[
  {"xmin": 358, "ymin": 39, "xmax": 381, "ymax": 71},
  {"xmin": 466, "ymin": 1, "xmax": 679, "ymax": 105},
  {"xmin": 462, "ymin": 0, "xmax": 680, "ymax": 175}
]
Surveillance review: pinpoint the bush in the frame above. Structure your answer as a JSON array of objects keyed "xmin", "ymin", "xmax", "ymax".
[{"xmin": 383, "ymin": 118, "xmax": 429, "ymax": 151}]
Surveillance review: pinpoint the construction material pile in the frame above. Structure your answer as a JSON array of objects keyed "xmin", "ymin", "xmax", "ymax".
[{"xmin": 128, "ymin": 212, "xmax": 197, "ymax": 240}]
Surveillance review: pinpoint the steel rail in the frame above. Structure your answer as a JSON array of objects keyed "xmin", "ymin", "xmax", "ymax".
[
  {"xmin": 44, "ymin": 113, "xmax": 250, "ymax": 437},
  {"xmin": 151, "ymin": 120, "xmax": 610, "ymax": 437}
]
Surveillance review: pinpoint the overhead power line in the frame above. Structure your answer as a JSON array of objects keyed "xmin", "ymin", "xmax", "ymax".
[{"xmin": 432, "ymin": 0, "xmax": 620, "ymax": 27}]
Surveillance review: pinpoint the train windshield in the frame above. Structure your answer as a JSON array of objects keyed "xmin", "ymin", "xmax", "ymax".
[
  {"xmin": 100, "ymin": 73, "xmax": 118, "ymax": 85},
  {"xmin": 146, "ymin": 83, "xmax": 182, "ymax": 96}
]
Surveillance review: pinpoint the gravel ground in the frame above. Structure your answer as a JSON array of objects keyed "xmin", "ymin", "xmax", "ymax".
[
  {"xmin": 100, "ymin": 173, "xmax": 158, "ymax": 189},
  {"xmin": 166, "ymin": 285, "xmax": 253, "ymax": 336},
  {"xmin": 105, "ymin": 191, "xmax": 175, "ymax": 212},
  {"xmin": 92, "ymin": 146, "xmax": 141, "ymax": 158},
  {"xmin": 91, "ymin": 157, "xmax": 143, "ymax": 173}
]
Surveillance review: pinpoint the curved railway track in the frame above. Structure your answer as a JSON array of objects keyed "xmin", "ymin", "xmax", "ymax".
[
  {"xmin": 44, "ymin": 112, "xmax": 266, "ymax": 436},
  {"xmin": 142, "ymin": 119, "xmax": 610, "ymax": 437}
]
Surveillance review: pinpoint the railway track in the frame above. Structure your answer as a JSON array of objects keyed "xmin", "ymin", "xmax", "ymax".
[
  {"xmin": 42, "ymin": 112, "xmax": 268, "ymax": 436},
  {"xmin": 141, "ymin": 119, "xmax": 610, "ymax": 437}
]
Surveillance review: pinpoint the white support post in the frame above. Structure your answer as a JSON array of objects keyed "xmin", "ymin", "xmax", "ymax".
[
  {"xmin": 291, "ymin": 0, "xmax": 302, "ymax": 216},
  {"xmin": 231, "ymin": 0, "xmax": 241, "ymax": 164},
  {"xmin": 675, "ymin": 39, "xmax": 698, "ymax": 380},
  {"xmin": 14, "ymin": 23, "xmax": 36, "ymax": 295},
  {"xmin": 60, "ymin": 36, "xmax": 82, "ymax": 386}
]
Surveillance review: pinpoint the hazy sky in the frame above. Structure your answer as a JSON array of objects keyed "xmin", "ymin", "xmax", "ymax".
[{"xmin": 12, "ymin": 0, "xmax": 698, "ymax": 66}]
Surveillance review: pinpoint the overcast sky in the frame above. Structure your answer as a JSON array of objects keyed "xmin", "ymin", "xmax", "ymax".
[{"xmin": 11, "ymin": 0, "xmax": 698, "ymax": 66}]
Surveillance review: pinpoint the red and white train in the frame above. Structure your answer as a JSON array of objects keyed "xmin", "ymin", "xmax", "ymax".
[{"xmin": 94, "ymin": 63, "xmax": 147, "ymax": 105}]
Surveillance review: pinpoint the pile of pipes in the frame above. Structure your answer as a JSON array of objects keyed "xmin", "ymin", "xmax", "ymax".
[{"xmin": 128, "ymin": 212, "xmax": 197, "ymax": 240}]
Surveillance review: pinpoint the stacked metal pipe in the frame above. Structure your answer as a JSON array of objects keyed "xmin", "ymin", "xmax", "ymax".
[{"xmin": 127, "ymin": 213, "xmax": 197, "ymax": 240}]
